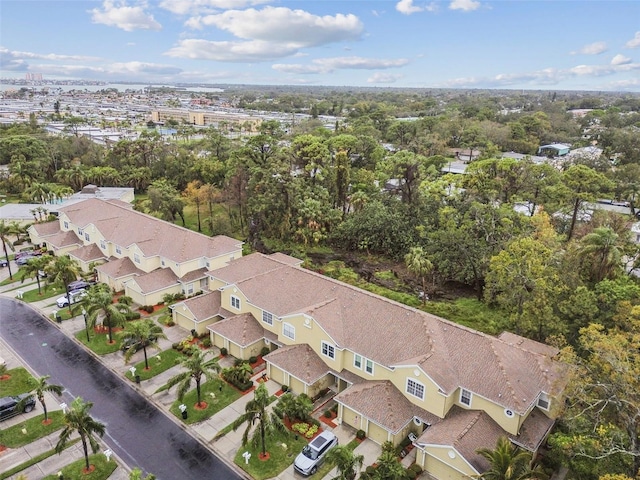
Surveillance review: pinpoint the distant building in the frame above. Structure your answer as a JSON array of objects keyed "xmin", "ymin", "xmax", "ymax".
[{"xmin": 537, "ymin": 143, "xmax": 570, "ymax": 157}]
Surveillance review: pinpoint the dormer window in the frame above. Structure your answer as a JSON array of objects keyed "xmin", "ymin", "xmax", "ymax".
[
  {"xmin": 537, "ymin": 393, "xmax": 550, "ymax": 410},
  {"xmin": 231, "ymin": 295, "xmax": 240, "ymax": 310},
  {"xmin": 321, "ymin": 341, "xmax": 335, "ymax": 360},
  {"xmin": 460, "ymin": 389, "xmax": 472, "ymax": 406}
]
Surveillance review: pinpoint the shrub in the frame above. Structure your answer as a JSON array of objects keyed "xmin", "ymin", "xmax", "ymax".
[
  {"xmin": 249, "ymin": 356, "xmax": 258, "ymax": 364},
  {"xmin": 260, "ymin": 346, "xmax": 270, "ymax": 356},
  {"xmin": 331, "ymin": 404, "xmax": 338, "ymax": 413},
  {"xmin": 220, "ymin": 347, "xmax": 228, "ymax": 356},
  {"xmin": 406, "ymin": 470, "xmax": 418, "ymax": 480},
  {"xmin": 409, "ymin": 464, "xmax": 423, "ymax": 474},
  {"xmin": 171, "ymin": 342, "xmax": 179, "ymax": 349},
  {"xmin": 280, "ymin": 385, "xmax": 289, "ymax": 392},
  {"xmin": 234, "ymin": 358, "xmax": 245, "ymax": 367},
  {"xmin": 324, "ymin": 409, "xmax": 333, "ymax": 418},
  {"xmin": 202, "ymin": 338, "xmax": 212, "ymax": 348},
  {"xmin": 166, "ymin": 320, "xmax": 175, "ymax": 327},
  {"xmin": 356, "ymin": 429, "xmax": 366, "ymax": 440},
  {"xmin": 125, "ymin": 311, "xmax": 141, "ymax": 320},
  {"xmin": 145, "ymin": 305, "xmax": 155, "ymax": 313},
  {"xmin": 118, "ymin": 295, "xmax": 133, "ymax": 305}
]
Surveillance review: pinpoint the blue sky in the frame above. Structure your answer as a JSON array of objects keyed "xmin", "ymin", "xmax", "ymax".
[{"xmin": 1, "ymin": 0, "xmax": 639, "ymax": 91}]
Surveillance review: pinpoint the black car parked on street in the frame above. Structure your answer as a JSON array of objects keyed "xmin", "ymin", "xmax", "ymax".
[{"xmin": 0, "ymin": 394, "xmax": 37, "ymax": 421}]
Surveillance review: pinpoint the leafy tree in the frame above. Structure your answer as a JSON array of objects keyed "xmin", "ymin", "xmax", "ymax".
[
  {"xmin": 165, "ymin": 348, "xmax": 221, "ymax": 408},
  {"xmin": 129, "ymin": 468, "xmax": 156, "ymax": 480},
  {"xmin": 405, "ymin": 246, "xmax": 434, "ymax": 305},
  {"xmin": 21, "ymin": 374, "xmax": 63, "ymax": 423},
  {"xmin": 561, "ymin": 165, "xmax": 613, "ymax": 240},
  {"xmin": 119, "ymin": 319, "xmax": 167, "ymax": 370},
  {"xmin": 554, "ymin": 320, "xmax": 640, "ymax": 478},
  {"xmin": 371, "ymin": 449, "xmax": 406, "ymax": 479},
  {"xmin": 144, "ymin": 179, "xmax": 185, "ymax": 225},
  {"xmin": 55, "ymin": 397, "xmax": 106, "ymax": 473},
  {"xmin": 273, "ymin": 392, "xmax": 313, "ymax": 424},
  {"xmin": 229, "ymin": 382, "xmax": 286, "ymax": 458},
  {"xmin": 476, "ymin": 436, "xmax": 547, "ymax": 480},
  {"xmin": 325, "ymin": 444, "xmax": 364, "ymax": 480},
  {"xmin": 576, "ymin": 227, "xmax": 624, "ymax": 283}
]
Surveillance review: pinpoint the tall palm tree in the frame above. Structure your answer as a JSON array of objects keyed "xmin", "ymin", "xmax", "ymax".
[
  {"xmin": 81, "ymin": 283, "xmax": 131, "ymax": 344},
  {"xmin": 165, "ymin": 348, "xmax": 221, "ymax": 408},
  {"xmin": 21, "ymin": 255, "xmax": 52, "ymax": 295},
  {"xmin": 476, "ymin": 436, "xmax": 548, "ymax": 480},
  {"xmin": 405, "ymin": 246, "xmax": 434, "ymax": 305},
  {"xmin": 578, "ymin": 227, "xmax": 623, "ymax": 283},
  {"xmin": 325, "ymin": 444, "xmax": 364, "ymax": 480},
  {"xmin": 45, "ymin": 255, "xmax": 80, "ymax": 311},
  {"xmin": 119, "ymin": 319, "xmax": 167, "ymax": 370},
  {"xmin": 229, "ymin": 382, "xmax": 286, "ymax": 458},
  {"xmin": 371, "ymin": 449, "xmax": 406, "ymax": 480},
  {"xmin": 21, "ymin": 374, "xmax": 63, "ymax": 423},
  {"xmin": 0, "ymin": 220, "xmax": 16, "ymax": 280},
  {"xmin": 55, "ymin": 397, "xmax": 106, "ymax": 473}
]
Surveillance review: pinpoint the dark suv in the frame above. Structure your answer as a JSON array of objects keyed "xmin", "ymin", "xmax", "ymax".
[{"xmin": 0, "ymin": 394, "xmax": 37, "ymax": 421}]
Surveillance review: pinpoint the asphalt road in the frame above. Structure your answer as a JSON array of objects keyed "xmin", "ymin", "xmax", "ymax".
[{"xmin": 0, "ymin": 298, "xmax": 242, "ymax": 480}]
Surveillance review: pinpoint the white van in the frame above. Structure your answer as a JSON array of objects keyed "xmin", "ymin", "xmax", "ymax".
[{"xmin": 294, "ymin": 430, "xmax": 338, "ymax": 475}]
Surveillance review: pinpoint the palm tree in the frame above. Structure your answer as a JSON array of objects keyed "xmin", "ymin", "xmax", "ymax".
[
  {"xmin": 577, "ymin": 227, "xmax": 623, "ymax": 283},
  {"xmin": 21, "ymin": 375, "xmax": 63, "ymax": 423},
  {"xmin": 371, "ymin": 449, "xmax": 406, "ymax": 480},
  {"xmin": 404, "ymin": 246, "xmax": 434, "ymax": 305},
  {"xmin": 119, "ymin": 319, "xmax": 167, "ymax": 370},
  {"xmin": 325, "ymin": 444, "xmax": 364, "ymax": 480},
  {"xmin": 229, "ymin": 382, "xmax": 286, "ymax": 458},
  {"xmin": 0, "ymin": 220, "xmax": 16, "ymax": 280},
  {"xmin": 81, "ymin": 283, "xmax": 131, "ymax": 344},
  {"xmin": 21, "ymin": 255, "xmax": 52, "ymax": 295},
  {"xmin": 274, "ymin": 392, "xmax": 313, "ymax": 424},
  {"xmin": 165, "ymin": 348, "xmax": 221, "ymax": 408},
  {"xmin": 476, "ymin": 436, "xmax": 548, "ymax": 480},
  {"xmin": 129, "ymin": 468, "xmax": 156, "ymax": 480},
  {"xmin": 55, "ymin": 397, "xmax": 106, "ymax": 473},
  {"xmin": 45, "ymin": 255, "xmax": 80, "ymax": 311}
]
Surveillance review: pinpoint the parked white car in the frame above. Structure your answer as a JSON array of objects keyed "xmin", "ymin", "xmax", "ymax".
[{"xmin": 56, "ymin": 290, "xmax": 87, "ymax": 308}]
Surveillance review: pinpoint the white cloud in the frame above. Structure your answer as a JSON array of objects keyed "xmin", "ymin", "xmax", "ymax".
[
  {"xmin": 166, "ymin": 39, "xmax": 298, "ymax": 62},
  {"xmin": 626, "ymin": 31, "xmax": 640, "ymax": 48},
  {"xmin": 159, "ymin": 0, "xmax": 269, "ymax": 15},
  {"xmin": 90, "ymin": 0, "xmax": 161, "ymax": 32},
  {"xmin": 396, "ymin": 0, "xmax": 438, "ymax": 14},
  {"xmin": 185, "ymin": 7, "xmax": 362, "ymax": 48},
  {"xmin": 449, "ymin": 0, "xmax": 481, "ymax": 12},
  {"xmin": 4, "ymin": 49, "xmax": 100, "ymax": 62},
  {"xmin": 272, "ymin": 56, "xmax": 409, "ymax": 74},
  {"xmin": 367, "ymin": 73, "xmax": 403, "ymax": 83},
  {"xmin": 611, "ymin": 54, "xmax": 631, "ymax": 65},
  {"xmin": 396, "ymin": 0, "xmax": 423, "ymax": 15},
  {"xmin": 571, "ymin": 41, "xmax": 607, "ymax": 55}
]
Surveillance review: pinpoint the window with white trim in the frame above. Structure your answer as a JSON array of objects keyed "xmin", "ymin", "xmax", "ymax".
[
  {"xmin": 186, "ymin": 283, "xmax": 194, "ymax": 295},
  {"xmin": 78, "ymin": 228, "xmax": 83, "ymax": 235},
  {"xmin": 537, "ymin": 393, "xmax": 550, "ymax": 410},
  {"xmin": 321, "ymin": 342, "xmax": 335, "ymax": 359},
  {"xmin": 365, "ymin": 359, "xmax": 374, "ymax": 375},
  {"xmin": 134, "ymin": 253, "xmax": 140, "ymax": 264},
  {"xmin": 115, "ymin": 245, "xmax": 121, "ymax": 254},
  {"xmin": 406, "ymin": 378, "xmax": 425, "ymax": 400},
  {"xmin": 100, "ymin": 240, "xmax": 106, "ymax": 250},
  {"xmin": 230, "ymin": 295, "xmax": 240, "ymax": 310},
  {"xmin": 64, "ymin": 221, "xmax": 69, "ymax": 229},
  {"xmin": 460, "ymin": 389, "xmax": 472, "ymax": 406},
  {"xmin": 283, "ymin": 323, "xmax": 295, "ymax": 340},
  {"xmin": 262, "ymin": 311, "xmax": 273, "ymax": 325},
  {"xmin": 354, "ymin": 354, "xmax": 362, "ymax": 369},
  {"xmin": 161, "ymin": 259, "xmax": 165, "ymax": 266},
  {"xmin": 84, "ymin": 233, "xmax": 90, "ymax": 241}
]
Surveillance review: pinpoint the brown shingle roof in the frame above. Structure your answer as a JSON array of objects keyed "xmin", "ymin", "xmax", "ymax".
[
  {"xmin": 58, "ymin": 198, "xmax": 242, "ymax": 264},
  {"xmin": 178, "ymin": 291, "xmax": 226, "ymax": 322},
  {"xmin": 335, "ymin": 380, "xmax": 439, "ymax": 434},
  {"xmin": 95, "ymin": 257, "xmax": 142, "ymax": 279},
  {"xmin": 44, "ymin": 231, "xmax": 82, "ymax": 249},
  {"xmin": 180, "ymin": 268, "xmax": 208, "ymax": 283},
  {"xmin": 208, "ymin": 313, "xmax": 264, "ymax": 347},
  {"xmin": 129, "ymin": 268, "xmax": 178, "ymax": 293},
  {"xmin": 207, "ymin": 252, "xmax": 290, "ymax": 284},
  {"xmin": 265, "ymin": 344, "xmax": 331, "ymax": 385},
  {"xmin": 68, "ymin": 244, "xmax": 107, "ymax": 263},
  {"xmin": 30, "ymin": 221, "xmax": 61, "ymax": 237},
  {"xmin": 230, "ymin": 259, "xmax": 565, "ymax": 415}
]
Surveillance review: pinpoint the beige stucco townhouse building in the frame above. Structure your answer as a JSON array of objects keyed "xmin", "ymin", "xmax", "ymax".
[
  {"xmin": 172, "ymin": 252, "xmax": 566, "ymax": 479},
  {"xmin": 28, "ymin": 198, "xmax": 243, "ymax": 306}
]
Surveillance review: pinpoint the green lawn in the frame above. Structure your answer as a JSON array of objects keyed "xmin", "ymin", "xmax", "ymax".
[
  {"xmin": 233, "ymin": 429, "xmax": 307, "ymax": 480},
  {"xmin": 0, "ymin": 411, "xmax": 64, "ymax": 448},
  {"xmin": 41, "ymin": 453, "xmax": 118, "ymax": 480},
  {"xmin": 124, "ymin": 348, "xmax": 183, "ymax": 382},
  {"xmin": 168, "ymin": 377, "xmax": 242, "ymax": 424},
  {"xmin": 75, "ymin": 330, "xmax": 121, "ymax": 355},
  {"xmin": 0, "ymin": 438, "xmax": 80, "ymax": 480},
  {"xmin": 0, "ymin": 268, "xmax": 29, "ymax": 286},
  {"xmin": 0, "ymin": 367, "xmax": 37, "ymax": 395},
  {"xmin": 22, "ymin": 283, "xmax": 65, "ymax": 303}
]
